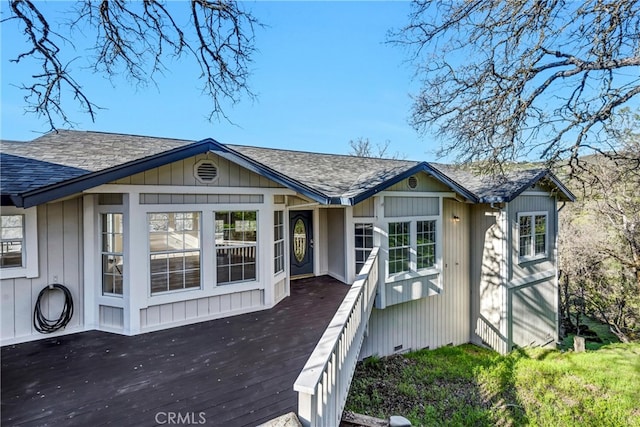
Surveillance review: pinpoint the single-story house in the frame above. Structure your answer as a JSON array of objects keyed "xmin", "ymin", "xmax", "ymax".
[{"xmin": 0, "ymin": 130, "xmax": 574, "ymax": 422}]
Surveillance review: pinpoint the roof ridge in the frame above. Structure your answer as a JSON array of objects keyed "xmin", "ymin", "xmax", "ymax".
[
  {"xmin": 225, "ymin": 143, "xmax": 420, "ymax": 163},
  {"xmin": 35, "ymin": 129, "xmax": 196, "ymax": 144}
]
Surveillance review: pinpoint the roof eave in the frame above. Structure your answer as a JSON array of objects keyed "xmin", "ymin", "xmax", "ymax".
[
  {"xmin": 348, "ymin": 162, "xmax": 479, "ymax": 206},
  {"xmin": 501, "ymin": 169, "xmax": 577, "ymax": 203},
  {"xmin": 209, "ymin": 144, "xmax": 332, "ymax": 205},
  {"xmin": 15, "ymin": 140, "xmax": 216, "ymax": 208}
]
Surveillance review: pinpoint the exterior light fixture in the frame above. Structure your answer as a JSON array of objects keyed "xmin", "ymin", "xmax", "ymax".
[{"xmin": 453, "ymin": 215, "xmax": 460, "ymax": 222}]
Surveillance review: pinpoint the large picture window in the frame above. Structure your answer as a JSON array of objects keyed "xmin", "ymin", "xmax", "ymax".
[
  {"xmin": 1, "ymin": 215, "xmax": 24, "ymax": 268},
  {"xmin": 355, "ymin": 223, "xmax": 373, "ymax": 274},
  {"xmin": 388, "ymin": 222, "xmax": 410, "ymax": 274},
  {"xmin": 102, "ymin": 213, "xmax": 124, "ymax": 295},
  {"xmin": 148, "ymin": 212, "xmax": 201, "ymax": 294},
  {"xmin": 216, "ymin": 211, "xmax": 257, "ymax": 284},
  {"xmin": 274, "ymin": 211, "xmax": 285, "ymax": 274},
  {"xmin": 518, "ymin": 212, "xmax": 547, "ymax": 261}
]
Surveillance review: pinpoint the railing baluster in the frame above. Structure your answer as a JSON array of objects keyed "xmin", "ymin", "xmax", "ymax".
[{"xmin": 294, "ymin": 247, "xmax": 379, "ymax": 427}]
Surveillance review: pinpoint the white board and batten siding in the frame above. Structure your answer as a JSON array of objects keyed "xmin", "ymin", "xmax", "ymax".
[
  {"xmin": 469, "ymin": 204, "xmax": 509, "ymax": 354},
  {"xmin": 360, "ymin": 199, "xmax": 471, "ymax": 358},
  {"xmin": 507, "ymin": 195, "xmax": 559, "ymax": 349},
  {"xmin": 469, "ymin": 194, "xmax": 559, "ymax": 354},
  {"xmin": 111, "ymin": 152, "xmax": 284, "ymax": 189},
  {"xmin": 139, "ymin": 289, "xmax": 264, "ymax": 331},
  {"xmin": 87, "ymin": 153, "xmax": 294, "ymax": 336},
  {"xmin": 1, "ymin": 199, "xmax": 84, "ymax": 345}
]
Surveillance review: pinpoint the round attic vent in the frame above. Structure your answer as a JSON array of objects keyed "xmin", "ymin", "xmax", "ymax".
[
  {"xmin": 407, "ymin": 175, "xmax": 418, "ymax": 189},
  {"xmin": 194, "ymin": 160, "xmax": 218, "ymax": 183}
]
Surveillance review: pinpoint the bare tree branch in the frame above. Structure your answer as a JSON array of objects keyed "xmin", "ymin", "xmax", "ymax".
[
  {"xmin": 392, "ymin": 0, "xmax": 640, "ymax": 173},
  {"xmin": 5, "ymin": 0, "xmax": 259, "ymax": 130}
]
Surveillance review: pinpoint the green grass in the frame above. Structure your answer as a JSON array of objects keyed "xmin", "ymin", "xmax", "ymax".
[
  {"xmin": 345, "ymin": 343, "xmax": 640, "ymax": 426},
  {"xmin": 559, "ymin": 316, "xmax": 621, "ymax": 351}
]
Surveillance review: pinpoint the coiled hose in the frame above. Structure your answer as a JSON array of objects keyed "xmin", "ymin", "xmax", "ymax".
[{"xmin": 33, "ymin": 283, "xmax": 74, "ymax": 333}]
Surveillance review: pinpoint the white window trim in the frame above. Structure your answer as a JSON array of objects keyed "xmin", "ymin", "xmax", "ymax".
[
  {"xmin": 384, "ymin": 215, "xmax": 441, "ymax": 283},
  {"xmin": 137, "ymin": 204, "xmax": 264, "ymax": 303},
  {"xmin": 274, "ymin": 210, "xmax": 285, "ymax": 275},
  {"xmin": 517, "ymin": 211, "xmax": 548, "ymax": 263},
  {"xmin": 0, "ymin": 206, "xmax": 38, "ymax": 279},
  {"xmin": 101, "ymin": 212, "xmax": 124, "ymax": 297}
]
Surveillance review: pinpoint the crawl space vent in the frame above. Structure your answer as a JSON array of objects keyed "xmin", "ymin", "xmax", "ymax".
[
  {"xmin": 194, "ymin": 160, "xmax": 218, "ymax": 183},
  {"xmin": 407, "ymin": 175, "xmax": 418, "ymax": 189}
]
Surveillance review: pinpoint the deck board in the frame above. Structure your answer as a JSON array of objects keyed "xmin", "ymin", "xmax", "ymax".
[{"xmin": 1, "ymin": 276, "xmax": 349, "ymax": 427}]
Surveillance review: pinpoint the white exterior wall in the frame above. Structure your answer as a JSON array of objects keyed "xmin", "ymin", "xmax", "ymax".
[
  {"xmin": 360, "ymin": 198, "xmax": 471, "ymax": 358},
  {"xmin": 469, "ymin": 204, "xmax": 509, "ymax": 353},
  {"xmin": 469, "ymin": 194, "xmax": 559, "ymax": 354},
  {"xmin": 84, "ymin": 154, "xmax": 296, "ymax": 337},
  {"xmin": 326, "ymin": 208, "xmax": 346, "ymax": 283},
  {"xmin": 506, "ymin": 194, "xmax": 559, "ymax": 349},
  {"xmin": 1, "ymin": 199, "xmax": 84, "ymax": 345}
]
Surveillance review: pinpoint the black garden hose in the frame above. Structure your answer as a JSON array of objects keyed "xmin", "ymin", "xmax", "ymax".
[{"xmin": 33, "ymin": 284, "xmax": 74, "ymax": 333}]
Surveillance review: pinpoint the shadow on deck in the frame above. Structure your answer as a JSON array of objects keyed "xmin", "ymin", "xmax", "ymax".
[{"xmin": 1, "ymin": 276, "xmax": 350, "ymax": 427}]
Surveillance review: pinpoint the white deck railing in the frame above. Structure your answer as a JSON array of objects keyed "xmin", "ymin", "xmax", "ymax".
[{"xmin": 294, "ymin": 247, "xmax": 379, "ymax": 427}]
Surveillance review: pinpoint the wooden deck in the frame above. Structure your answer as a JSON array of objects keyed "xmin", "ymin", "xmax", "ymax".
[{"xmin": 1, "ymin": 276, "xmax": 350, "ymax": 427}]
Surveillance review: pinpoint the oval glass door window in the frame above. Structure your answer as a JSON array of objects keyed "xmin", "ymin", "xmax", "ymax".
[{"xmin": 293, "ymin": 218, "xmax": 306, "ymax": 262}]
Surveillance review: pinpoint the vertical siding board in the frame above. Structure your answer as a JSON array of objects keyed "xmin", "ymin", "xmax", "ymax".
[
  {"xmin": 221, "ymin": 294, "xmax": 233, "ymax": 312},
  {"xmin": 46, "ymin": 202, "xmax": 65, "ymax": 320},
  {"xmin": 183, "ymin": 156, "xmax": 197, "ymax": 186},
  {"xmin": 62, "ymin": 199, "xmax": 82, "ymax": 328},
  {"xmin": 361, "ymin": 199, "xmax": 470, "ymax": 359},
  {"xmin": 130, "ymin": 172, "xmax": 146, "ymax": 185},
  {"xmin": 160, "ymin": 304, "xmax": 173, "ymax": 323},
  {"xmin": 157, "ymin": 164, "xmax": 172, "ymax": 185},
  {"xmin": 197, "ymin": 297, "xmax": 209, "ymax": 316},
  {"xmin": 185, "ymin": 300, "xmax": 198, "ymax": 319},
  {"xmin": 231, "ymin": 292, "xmax": 242, "ymax": 310},
  {"xmin": 1, "ymin": 281, "xmax": 15, "ymax": 337},
  {"xmin": 171, "ymin": 161, "xmax": 184, "ymax": 186},
  {"xmin": 145, "ymin": 168, "xmax": 159, "ymax": 185},
  {"xmin": 172, "ymin": 301, "xmax": 186, "ymax": 322}
]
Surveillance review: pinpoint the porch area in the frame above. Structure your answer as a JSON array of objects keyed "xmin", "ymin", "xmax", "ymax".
[{"xmin": 1, "ymin": 276, "xmax": 350, "ymax": 427}]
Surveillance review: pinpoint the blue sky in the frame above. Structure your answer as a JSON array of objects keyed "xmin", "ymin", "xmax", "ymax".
[{"xmin": 1, "ymin": 1, "xmax": 440, "ymax": 161}]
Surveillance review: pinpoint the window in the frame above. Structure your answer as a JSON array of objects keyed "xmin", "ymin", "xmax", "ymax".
[
  {"xmin": 355, "ymin": 223, "xmax": 373, "ymax": 274},
  {"xmin": 416, "ymin": 220, "xmax": 436, "ymax": 269},
  {"xmin": 102, "ymin": 213, "xmax": 123, "ymax": 295},
  {"xmin": 0, "ymin": 207, "xmax": 38, "ymax": 279},
  {"xmin": 388, "ymin": 222, "xmax": 410, "ymax": 274},
  {"xmin": 216, "ymin": 211, "xmax": 257, "ymax": 284},
  {"xmin": 1, "ymin": 215, "xmax": 24, "ymax": 268},
  {"xmin": 274, "ymin": 211, "xmax": 285, "ymax": 274},
  {"xmin": 387, "ymin": 219, "xmax": 439, "ymax": 277},
  {"xmin": 518, "ymin": 212, "xmax": 547, "ymax": 261},
  {"xmin": 148, "ymin": 212, "xmax": 201, "ymax": 294}
]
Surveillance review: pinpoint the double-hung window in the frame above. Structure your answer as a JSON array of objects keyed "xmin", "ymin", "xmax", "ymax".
[
  {"xmin": 518, "ymin": 212, "xmax": 547, "ymax": 261},
  {"xmin": 148, "ymin": 212, "xmax": 201, "ymax": 294},
  {"xmin": 355, "ymin": 223, "xmax": 374, "ymax": 274},
  {"xmin": 274, "ymin": 211, "xmax": 285, "ymax": 274},
  {"xmin": 216, "ymin": 211, "xmax": 257, "ymax": 284}
]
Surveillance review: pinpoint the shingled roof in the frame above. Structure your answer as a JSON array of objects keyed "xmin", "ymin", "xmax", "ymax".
[{"xmin": 0, "ymin": 130, "xmax": 574, "ymax": 207}]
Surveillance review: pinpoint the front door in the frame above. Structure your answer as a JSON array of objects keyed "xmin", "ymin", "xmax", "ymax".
[{"xmin": 290, "ymin": 210, "xmax": 314, "ymax": 278}]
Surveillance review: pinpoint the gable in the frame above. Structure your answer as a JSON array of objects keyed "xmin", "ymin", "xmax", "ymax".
[
  {"xmin": 110, "ymin": 152, "xmax": 284, "ymax": 189},
  {"xmin": 384, "ymin": 171, "xmax": 453, "ymax": 193}
]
